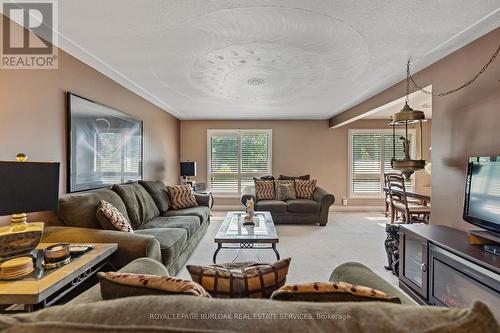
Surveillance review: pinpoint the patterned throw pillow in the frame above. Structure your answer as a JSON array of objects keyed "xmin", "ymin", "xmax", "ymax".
[
  {"xmin": 187, "ymin": 258, "xmax": 291, "ymax": 298},
  {"xmin": 294, "ymin": 179, "xmax": 317, "ymax": 199},
  {"xmin": 166, "ymin": 185, "xmax": 198, "ymax": 210},
  {"xmin": 275, "ymin": 180, "xmax": 297, "ymax": 200},
  {"xmin": 270, "ymin": 281, "xmax": 401, "ymax": 303},
  {"xmin": 96, "ymin": 200, "xmax": 134, "ymax": 233},
  {"xmin": 254, "ymin": 179, "xmax": 275, "ymax": 200},
  {"xmin": 98, "ymin": 272, "xmax": 211, "ymax": 300}
]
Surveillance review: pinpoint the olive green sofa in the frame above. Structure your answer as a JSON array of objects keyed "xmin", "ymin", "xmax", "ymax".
[
  {"xmin": 241, "ymin": 185, "xmax": 335, "ymax": 226},
  {"xmin": 42, "ymin": 181, "xmax": 210, "ymax": 275},
  {"xmin": 0, "ymin": 259, "xmax": 497, "ymax": 333}
]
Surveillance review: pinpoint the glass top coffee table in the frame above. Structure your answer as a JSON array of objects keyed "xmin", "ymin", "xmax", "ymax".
[{"xmin": 213, "ymin": 211, "xmax": 279, "ymax": 264}]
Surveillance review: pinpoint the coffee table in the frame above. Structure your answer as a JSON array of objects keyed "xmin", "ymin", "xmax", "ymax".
[{"xmin": 213, "ymin": 211, "xmax": 279, "ymax": 264}]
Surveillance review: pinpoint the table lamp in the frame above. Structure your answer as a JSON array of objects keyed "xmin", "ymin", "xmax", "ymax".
[
  {"xmin": 0, "ymin": 154, "xmax": 60, "ymax": 279},
  {"xmin": 180, "ymin": 161, "xmax": 197, "ymax": 187}
]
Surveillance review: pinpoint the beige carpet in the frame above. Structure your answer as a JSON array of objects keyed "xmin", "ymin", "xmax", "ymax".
[{"xmin": 178, "ymin": 211, "xmax": 398, "ymax": 287}]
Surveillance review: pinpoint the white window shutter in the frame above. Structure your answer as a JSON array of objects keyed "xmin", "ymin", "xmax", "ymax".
[
  {"xmin": 208, "ymin": 130, "xmax": 272, "ymax": 195},
  {"xmin": 351, "ymin": 132, "xmax": 382, "ymax": 194}
]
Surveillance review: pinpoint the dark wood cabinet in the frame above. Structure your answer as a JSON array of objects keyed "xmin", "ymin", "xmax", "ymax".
[
  {"xmin": 399, "ymin": 224, "xmax": 500, "ymax": 321},
  {"xmin": 399, "ymin": 228, "xmax": 428, "ymax": 303}
]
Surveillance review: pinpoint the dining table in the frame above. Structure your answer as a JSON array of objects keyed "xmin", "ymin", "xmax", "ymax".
[
  {"xmin": 383, "ymin": 186, "xmax": 431, "ymax": 204},
  {"xmin": 383, "ymin": 186, "xmax": 431, "ymax": 219}
]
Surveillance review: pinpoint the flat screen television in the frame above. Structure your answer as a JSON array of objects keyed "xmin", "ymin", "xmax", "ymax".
[{"xmin": 463, "ymin": 156, "xmax": 500, "ymax": 234}]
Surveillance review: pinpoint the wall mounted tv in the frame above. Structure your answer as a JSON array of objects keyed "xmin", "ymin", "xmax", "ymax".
[
  {"xmin": 464, "ymin": 156, "xmax": 500, "ymax": 235},
  {"xmin": 67, "ymin": 93, "xmax": 143, "ymax": 192}
]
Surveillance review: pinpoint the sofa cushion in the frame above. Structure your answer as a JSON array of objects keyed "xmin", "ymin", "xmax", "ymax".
[
  {"xmin": 139, "ymin": 180, "xmax": 171, "ymax": 213},
  {"xmin": 134, "ymin": 228, "xmax": 187, "ymax": 265},
  {"xmin": 163, "ymin": 206, "xmax": 210, "ymax": 224},
  {"xmin": 255, "ymin": 200, "xmax": 287, "ymax": 214},
  {"xmin": 166, "ymin": 185, "xmax": 198, "ymax": 210},
  {"xmin": 294, "ymin": 179, "xmax": 317, "ymax": 199},
  {"xmin": 140, "ymin": 216, "xmax": 200, "ymax": 238},
  {"xmin": 270, "ymin": 281, "xmax": 401, "ymax": 303},
  {"xmin": 187, "ymin": 258, "xmax": 291, "ymax": 298},
  {"xmin": 286, "ymin": 199, "xmax": 320, "ymax": 214},
  {"xmin": 274, "ymin": 180, "xmax": 297, "ymax": 201},
  {"xmin": 254, "ymin": 180, "xmax": 275, "ymax": 200},
  {"xmin": 112, "ymin": 183, "xmax": 160, "ymax": 229},
  {"xmin": 278, "ymin": 174, "xmax": 310, "ymax": 180},
  {"xmin": 96, "ymin": 200, "xmax": 134, "ymax": 233},
  {"xmin": 98, "ymin": 272, "xmax": 211, "ymax": 300},
  {"xmin": 68, "ymin": 258, "xmax": 169, "ymax": 305},
  {"xmin": 58, "ymin": 189, "xmax": 129, "ymax": 229}
]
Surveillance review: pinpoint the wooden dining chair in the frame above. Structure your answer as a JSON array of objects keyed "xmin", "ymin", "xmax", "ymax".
[
  {"xmin": 383, "ymin": 172, "xmax": 422, "ymax": 218},
  {"xmin": 384, "ymin": 172, "xmax": 400, "ymax": 218},
  {"xmin": 387, "ymin": 174, "xmax": 430, "ymax": 224}
]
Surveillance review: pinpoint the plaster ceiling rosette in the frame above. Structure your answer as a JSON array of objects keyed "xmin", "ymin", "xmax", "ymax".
[{"xmin": 149, "ymin": 6, "xmax": 369, "ymax": 105}]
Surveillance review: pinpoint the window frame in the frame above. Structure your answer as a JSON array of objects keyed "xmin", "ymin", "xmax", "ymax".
[
  {"xmin": 348, "ymin": 128, "xmax": 416, "ymax": 199},
  {"xmin": 207, "ymin": 129, "xmax": 273, "ymax": 197}
]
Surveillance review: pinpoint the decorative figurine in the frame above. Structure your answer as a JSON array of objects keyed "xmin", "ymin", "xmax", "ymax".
[
  {"xmin": 244, "ymin": 198, "xmax": 255, "ymax": 225},
  {"xmin": 399, "ymin": 136, "xmax": 411, "ymax": 160}
]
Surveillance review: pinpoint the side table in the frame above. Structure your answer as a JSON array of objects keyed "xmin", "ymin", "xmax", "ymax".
[
  {"xmin": 195, "ymin": 189, "xmax": 214, "ymax": 209},
  {"xmin": 0, "ymin": 243, "xmax": 117, "ymax": 312}
]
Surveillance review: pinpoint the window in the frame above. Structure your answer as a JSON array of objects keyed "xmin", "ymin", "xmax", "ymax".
[
  {"xmin": 349, "ymin": 129, "xmax": 415, "ymax": 197},
  {"xmin": 208, "ymin": 129, "xmax": 272, "ymax": 195}
]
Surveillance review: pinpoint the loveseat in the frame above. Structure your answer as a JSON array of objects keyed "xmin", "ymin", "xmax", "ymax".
[
  {"xmin": 42, "ymin": 181, "xmax": 210, "ymax": 275},
  {"xmin": 241, "ymin": 185, "xmax": 335, "ymax": 226},
  {"xmin": 0, "ymin": 259, "xmax": 497, "ymax": 333}
]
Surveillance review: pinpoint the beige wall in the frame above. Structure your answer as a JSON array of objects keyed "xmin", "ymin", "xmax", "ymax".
[
  {"xmin": 180, "ymin": 119, "xmax": 431, "ymax": 207},
  {"xmin": 0, "ymin": 16, "xmax": 180, "ymax": 226},
  {"xmin": 330, "ymin": 27, "xmax": 500, "ymax": 231}
]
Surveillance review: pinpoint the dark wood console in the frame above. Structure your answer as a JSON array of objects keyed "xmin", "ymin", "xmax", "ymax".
[{"xmin": 399, "ymin": 224, "xmax": 500, "ymax": 320}]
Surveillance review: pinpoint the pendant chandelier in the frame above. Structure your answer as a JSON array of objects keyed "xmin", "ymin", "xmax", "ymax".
[
  {"xmin": 391, "ymin": 42, "xmax": 500, "ymax": 180},
  {"xmin": 390, "ymin": 61, "xmax": 426, "ymax": 180}
]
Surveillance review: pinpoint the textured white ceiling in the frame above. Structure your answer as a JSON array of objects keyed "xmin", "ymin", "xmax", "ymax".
[{"xmin": 50, "ymin": 1, "xmax": 500, "ymax": 119}]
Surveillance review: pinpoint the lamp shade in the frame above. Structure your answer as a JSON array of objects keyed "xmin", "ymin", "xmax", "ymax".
[
  {"xmin": 0, "ymin": 161, "xmax": 60, "ymax": 216},
  {"xmin": 180, "ymin": 161, "xmax": 197, "ymax": 177}
]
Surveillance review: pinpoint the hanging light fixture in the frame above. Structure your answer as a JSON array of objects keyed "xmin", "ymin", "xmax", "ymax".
[
  {"xmin": 390, "ymin": 43, "xmax": 500, "ymax": 180},
  {"xmin": 390, "ymin": 61, "xmax": 426, "ymax": 180}
]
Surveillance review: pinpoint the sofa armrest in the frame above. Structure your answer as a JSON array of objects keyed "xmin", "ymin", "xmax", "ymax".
[
  {"xmin": 330, "ymin": 262, "xmax": 415, "ymax": 305},
  {"xmin": 241, "ymin": 185, "xmax": 256, "ymax": 205},
  {"xmin": 68, "ymin": 258, "xmax": 169, "ymax": 305},
  {"xmin": 42, "ymin": 226, "xmax": 162, "ymax": 268},
  {"xmin": 313, "ymin": 187, "xmax": 335, "ymax": 226},
  {"xmin": 194, "ymin": 193, "xmax": 211, "ymax": 208}
]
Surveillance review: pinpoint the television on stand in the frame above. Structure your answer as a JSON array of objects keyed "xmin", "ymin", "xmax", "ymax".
[{"xmin": 463, "ymin": 156, "xmax": 500, "ymax": 256}]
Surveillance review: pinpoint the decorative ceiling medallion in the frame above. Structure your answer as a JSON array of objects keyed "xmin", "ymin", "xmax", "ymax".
[
  {"xmin": 149, "ymin": 6, "xmax": 369, "ymax": 104},
  {"xmin": 248, "ymin": 77, "xmax": 265, "ymax": 86}
]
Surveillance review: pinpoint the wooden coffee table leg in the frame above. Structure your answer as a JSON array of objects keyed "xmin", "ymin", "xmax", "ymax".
[
  {"xmin": 272, "ymin": 243, "xmax": 280, "ymax": 260},
  {"xmin": 213, "ymin": 243, "xmax": 222, "ymax": 264}
]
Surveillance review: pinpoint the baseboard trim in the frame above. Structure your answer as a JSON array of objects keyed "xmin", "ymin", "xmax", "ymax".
[
  {"xmin": 212, "ymin": 205, "xmax": 243, "ymax": 211},
  {"xmin": 331, "ymin": 206, "xmax": 385, "ymax": 212},
  {"xmin": 213, "ymin": 205, "xmax": 385, "ymax": 212}
]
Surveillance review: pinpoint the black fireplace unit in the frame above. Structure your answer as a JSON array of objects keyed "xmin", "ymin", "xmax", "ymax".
[{"xmin": 398, "ymin": 224, "xmax": 500, "ymax": 323}]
